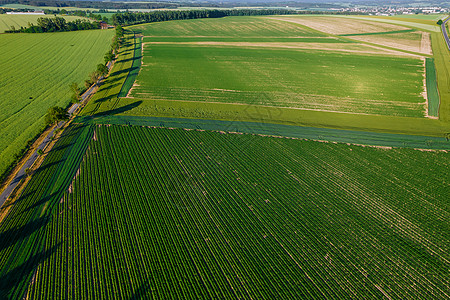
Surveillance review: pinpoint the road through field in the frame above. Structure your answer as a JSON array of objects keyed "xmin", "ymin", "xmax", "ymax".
[
  {"xmin": 0, "ymin": 63, "xmax": 110, "ymax": 210},
  {"xmin": 0, "ymin": 121, "xmax": 63, "ymax": 209}
]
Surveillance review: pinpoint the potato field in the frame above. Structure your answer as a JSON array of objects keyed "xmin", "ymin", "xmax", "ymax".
[{"xmin": 0, "ymin": 124, "xmax": 448, "ymax": 298}]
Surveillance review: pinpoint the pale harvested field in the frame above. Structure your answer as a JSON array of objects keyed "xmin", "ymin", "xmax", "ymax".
[
  {"xmin": 350, "ymin": 31, "xmax": 432, "ymax": 55},
  {"xmin": 144, "ymin": 41, "xmax": 419, "ymax": 57},
  {"xmin": 269, "ymin": 16, "xmax": 410, "ymax": 35}
]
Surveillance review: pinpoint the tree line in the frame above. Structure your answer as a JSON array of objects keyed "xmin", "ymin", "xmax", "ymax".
[
  {"xmin": 6, "ymin": 16, "xmax": 102, "ymax": 33},
  {"xmin": 111, "ymin": 9, "xmax": 362, "ymax": 26}
]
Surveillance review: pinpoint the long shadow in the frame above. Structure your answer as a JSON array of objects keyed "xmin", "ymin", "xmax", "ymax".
[
  {"xmin": 109, "ymin": 66, "xmax": 139, "ymax": 78},
  {"xmin": 0, "ymin": 189, "xmax": 35, "ymax": 210},
  {"xmin": 31, "ymin": 159, "xmax": 64, "ymax": 176},
  {"xmin": 49, "ymin": 141, "xmax": 72, "ymax": 152},
  {"xmin": 0, "ymin": 243, "xmax": 60, "ymax": 298},
  {"xmin": 118, "ymin": 56, "xmax": 142, "ymax": 64},
  {"xmin": 0, "ymin": 217, "xmax": 47, "ymax": 252},
  {"xmin": 93, "ymin": 101, "xmax": 143, "ymax": 118},
  {"xmin": 130, "ymin": 281, "xmax": 151, "ymax": 299},
  {"xmin": 21, "ymin": 191, "xmax": 58, "ymax": 214},
  {"xmin": 96, "ymin": 82, "xmax": 121, "ymax": 95}
]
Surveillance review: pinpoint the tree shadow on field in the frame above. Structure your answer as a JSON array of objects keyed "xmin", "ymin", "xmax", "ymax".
[
  {"xmin": 93, "ymin": 101, "xmax": 143, "ymax": 118},
  {"xmin": 21, "ymin": 191, "xmax": 59, "ymax": 214},
  {"xmin": 0, "ymin": 243, "xmax": 60, "ymax": 298},
  {"xmin": 0, "ymin": 217, "xmax": 48, "ymax": 252},
  {"xmin": 117, "ymin": 56, "xmax": 142, "ymax": 64},
  {"xmin": 110, "ymin": 66, "xmax": 139, "ymax": 78},
  {"xmin": 130, "ymin": 281, "xmax": 152, "ymax": 299}
]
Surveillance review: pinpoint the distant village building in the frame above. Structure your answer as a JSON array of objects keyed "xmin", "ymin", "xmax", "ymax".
[
  {"xmin": 100, "ymin": 22, "xmax": 109, "ymax": 30},
  {"xmin": 6, "ymin": 11, "xmax": 45, "ymax": 15}
]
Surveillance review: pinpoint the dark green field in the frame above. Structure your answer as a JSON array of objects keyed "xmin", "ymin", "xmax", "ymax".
[{"xmin": 0, "ymin": 124, "xmax": 448, "ymax": 298}]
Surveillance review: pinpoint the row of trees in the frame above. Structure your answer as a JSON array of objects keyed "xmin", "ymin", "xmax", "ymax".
[
  {"xmin": 69, "ymin": 25, "xmax": 123, "ymax": 104},
  {"xmin": 7, "ymin": 17, "xmax": 102, "ymax": 33},
  {"xmin": 111, "ymin": 9, "xmax": 360, "ymax": 26}
]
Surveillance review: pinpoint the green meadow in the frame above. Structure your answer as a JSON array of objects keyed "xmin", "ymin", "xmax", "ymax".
[
  {"xmin": 81, "ymin": 16, "xmax": 449, "ymax": 137},
  {"xmin": 127, "ymin": 17, "xmax": 429, "ymax": 118},
  {"xmin": 0, "ymin": 29, "xmax": 114, "ymax": 178},
  {"xmin": 131, "ymin": 43, "xmax": 425, "ymax": 116}
]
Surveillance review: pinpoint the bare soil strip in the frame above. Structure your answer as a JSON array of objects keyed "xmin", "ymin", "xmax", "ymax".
[
  {"xmin": 350, "ymin": 31, "xmax": 432, "ymax": 55},
  {"xmin": 267, "ymin": 16, "xmax": 409, "ymax": 35}
]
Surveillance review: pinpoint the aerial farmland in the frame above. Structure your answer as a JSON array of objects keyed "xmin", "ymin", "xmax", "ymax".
[{"xmin": 0, "ymin": 8, "xmax": 449, "ymax": 299}]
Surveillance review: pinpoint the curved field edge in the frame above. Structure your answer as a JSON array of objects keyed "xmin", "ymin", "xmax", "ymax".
[
  {"xmin": 76, "ymin": 115, "xmax": 450, "ymax": 150},
  {"xmin": 0, "ymin": 30, "xmax": 114, "ymax": 180},
  {"xmin": 82, "ymin": 97, "xmax": 450, "ymax": 138},
  {"xmin": 3, "ymin": 124, "xmax": 449, "ymax": 298}
]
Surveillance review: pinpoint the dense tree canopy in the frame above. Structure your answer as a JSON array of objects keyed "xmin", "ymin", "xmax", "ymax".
[{"xmin": 111, "ymin": 9, "xmax": 355, "ymax": 26}]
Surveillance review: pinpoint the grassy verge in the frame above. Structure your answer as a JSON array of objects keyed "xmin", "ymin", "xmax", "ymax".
[
  {"xmin": 118, "ymin": 34, "xmax": 142, "ymax": 97},
  {"xmin": 431, "ymin": 32, "xmax": 450, "ymax": 121},
  {"xmin": 86, "ymin": 97, "xmax": 449, "ymax": 137},
  {"xmin": 426, "ymin": 58, "xmax": 440, "ymax": 117},
  {"xmin": 81, "ymin": 31, "xmax": 136, "ymax": 116}
]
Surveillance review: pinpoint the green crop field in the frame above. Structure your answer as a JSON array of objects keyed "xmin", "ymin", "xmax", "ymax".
[
  {"xmin": 79, "ymin": 16, "xmax": 450, "ymax": 138},
  {"xmin": 0, "ymin": 14, "xmax": 90, "ymax": 33},
  {"xmin": 2, "ymin": 13, "xmax": 450, "ymax": 299},
  {"xmin": 129, "ymin": 43, "xmax": 425, "ymax": 116},
  {"xmin": 0, "ymin": 29, "xmax": 114, "ymax": 178},
  {"xmin": 0, "ymin": 124, "xmax": 448, "ymax": 298},
  {"xmin": 128, "ymin": 17, "xmax": 428, "ymax": 118}
]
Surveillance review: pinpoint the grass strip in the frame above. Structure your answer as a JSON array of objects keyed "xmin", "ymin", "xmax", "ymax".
[
  {"xmin": 76, "ymin": 115, "xmax": 450, "ymax": 150},
  {"xmin": 118, "ymin": 34, "xmax": 142, "ymax": 98},
  {"xmin": 426, "ymin": 58, "xmax": 440, "ymax": 117}
]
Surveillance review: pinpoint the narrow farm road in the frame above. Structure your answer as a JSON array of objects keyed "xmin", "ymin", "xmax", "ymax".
[
  {"xmin": 0, "ymin": 61, "xmax": 112, "ymax": 209},
  {"xmin": 442, "ymin": 17, "xmax": 450, "ymax": 50},
  {"xmin": 0, "ymin": 121, "xmax": 63, "ymax": 208}
]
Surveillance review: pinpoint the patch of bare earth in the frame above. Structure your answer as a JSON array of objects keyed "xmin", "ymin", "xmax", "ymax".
[
  {"xmin": 267, "ymin": 16, "xmax": 409, "ymax": 35},
  {"xmin": 350, "ymin": 31, "xmax": 432, "ymax": 55}
]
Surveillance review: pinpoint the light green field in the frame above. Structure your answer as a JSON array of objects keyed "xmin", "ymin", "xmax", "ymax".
[
  {"xmin": 82, "ymin": 16, "xmax": 449, "ymax": 137},
  {"xmin": 0, "ymin": 29, "xmax": 114, "ymax": 178},
  {"xmin": 0, "ymin": 14, "xmax": 88, "ymax": 32},
  {"xmin": 344, "ymin": 15, "xmax": 441, "ymax": 32},
  {"xmin": 132, "ymin": 16, "xmax": 328, "ymax": 38},
  {"xmin": 126, "ymin": 17, "xmax": 427, "ymax": 118},
  {"xmin": 131, "ymin": 44, "xmax": 425, "ymax": 116},
  {"xmin": 392, "ymin": 14, "xmax": 447, "ymax": 21}
]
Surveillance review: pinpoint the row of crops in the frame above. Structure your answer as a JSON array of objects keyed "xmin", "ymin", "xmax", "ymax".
[
  {"xmin": 426, "ymin": 58, "xmax": 440, "ymax": 117},
  {"xmin": 76, "ymin": 115, "xmax": 450, "ymax": 150},
  {"xmin": 0, "ymin": 123, "xmax": 93, "ymax": 299},
  {"xmin": 117, "ymin": 33, "xmax": 142, "ymax": 98},
  {"xmin": 81, "ymin": 31, "xmax": 138, "ymax": 117},
  {"xmin": 2, "ymin": 124, "xmax": 446, "ymax": 298}
]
